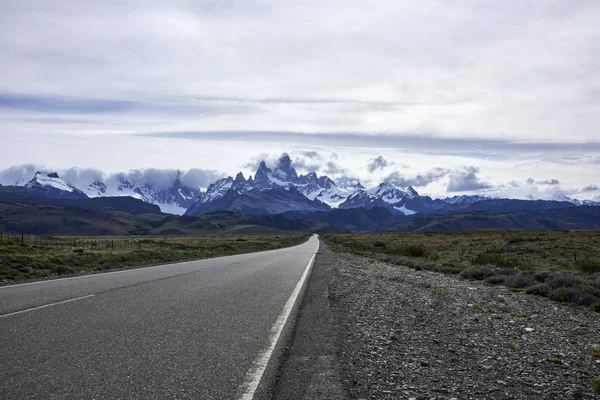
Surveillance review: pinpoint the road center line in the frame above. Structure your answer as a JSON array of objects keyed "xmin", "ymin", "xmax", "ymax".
[
  {"xmin": 238, "ymin": 236, "xmax": 320, "ymax": 400},
  {"xmin": 0, "ymin": 294, "xmax": 95, "ymax": 318}
]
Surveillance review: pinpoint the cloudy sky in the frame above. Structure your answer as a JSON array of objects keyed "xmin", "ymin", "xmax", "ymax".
[{"xmin": 0, "ymin": 0, "xmax": 598, "ymax": 200}]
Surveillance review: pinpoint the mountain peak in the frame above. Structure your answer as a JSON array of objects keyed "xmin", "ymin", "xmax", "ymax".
[
  {"xmin": 35, "ymin": 170, "xmax": 60, "ymax": 179},
  {"xmin": 406, "ymin": 186, "xmax": 419, "ymax": 197},
  {"xmin": 278, "ymin": 153, "xmax": 291, "ymax": 167},
  {"xmin": 25, "ymin": 170, "xmax": 88, "ymax": 200},
  {"xmin": 235, "ymin": 172, "xmax": 246, "ymax": 183}
]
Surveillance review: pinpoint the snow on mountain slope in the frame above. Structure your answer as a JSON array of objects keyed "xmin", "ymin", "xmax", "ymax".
[
  {"xmin": 24, "ymin": 171, "xmax": 88, "ymax": 199},
  {"xmin": 394, "ymin": 205, "xmax": 417, "ymax": 215},
  {"xmin": 552, "ymin": 193, "xmax": 600, "ymax": 207},
  {"xmin": 198, "ymin": 173, "xmax": 253, "ymax": 204},
  {"xmin": 339, "ymin": 182, "xmax": 419, "ymax": 212},
  {"xmin": 443, "ymin": 194, "xmax": 491, "ymax": 205}
]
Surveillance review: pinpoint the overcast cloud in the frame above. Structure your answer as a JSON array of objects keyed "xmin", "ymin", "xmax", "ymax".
[{"xmin": 0, "ymin": 1, "xmax": 598, "ymax": 200}]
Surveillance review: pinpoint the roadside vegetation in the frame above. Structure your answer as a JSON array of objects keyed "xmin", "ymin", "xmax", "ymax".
[
  {"xmin": 323, "ymin": 231, "xmax": 600, "ymax": 311},
  {"xmin": 0, "ymin": 234, "xmax": 310, "ymax": 283}
]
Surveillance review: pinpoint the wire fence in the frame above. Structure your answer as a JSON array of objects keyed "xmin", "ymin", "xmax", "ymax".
[
  {"xmin": 0, "ymin": 230, "xmax": 146, "ymax": 251},
  {"xmin": 430, "ymin": 245, "xmax": 600, "ymax": 267}
]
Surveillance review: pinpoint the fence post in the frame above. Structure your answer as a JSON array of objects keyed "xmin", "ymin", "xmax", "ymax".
[{"xmin": 21, "ymin": 233, "xmax": 24, "ymax": 246}]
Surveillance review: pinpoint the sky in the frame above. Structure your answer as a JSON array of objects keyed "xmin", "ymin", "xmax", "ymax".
[{"xmin": 0, "ymin": 0, "xmax": 599, "ymax": 200}]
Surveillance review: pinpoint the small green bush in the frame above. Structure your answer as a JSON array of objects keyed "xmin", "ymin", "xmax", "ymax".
[
  {"xmin": 592, "ymin": 301, "xmax": 600, "ymax": 312},
  {"xmin": 577, "ymin": 259, "xmax": 600, "ymax": 274},
  {"xmin": 594, "ymin": 377, "xmax": 600, "ymax": 394},
  {"xmin": 472, "ymin": 252, "xmax": 517, "ymax": 268}
]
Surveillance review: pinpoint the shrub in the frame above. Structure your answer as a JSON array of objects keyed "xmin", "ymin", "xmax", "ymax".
[
  {"xmin": 485, "ymin": 275, "xmax": 505, "ymax": 285},
  {"xmin": 504, "ymin": 273, "xmax": 536, "ymax": 289},
  {"xmin": 592, "ymin": 301, "xmax": 600, "ymax": 312},
  {"xmin": 546, "ymin": 272, "xmax": 580, "ymax": 289},
  {"xmin": 460, "ymin": 265, "xmax": 496, "ymax": 280},
  {"xmin": 577, "ymin": 259, "xmax": 600, "ymax": 274},
  {"xmin": 526, "ymin": 283, "xmax": 550, "ymax": 297},
  {"xmin": 472, "ymin": 252, "xmax": 517, "ymax": 268},
  {"xmin": 51, "ymin": 265, "xmax": 74, "ymax": 275},
  {"xmin": 422, "ymin": 262, "xmax": 437, "ymax": 271},
  {"xmin": 372, "ymin": 241, "xmax": 387, "ymax": 248},
  {"xmin": 594, "ymin": 377, "xmax": 600, "ymax": 394},
  {"xmin": 548, "ymin": 287, "xmax": 599, "ymax": 306},
  {"xmin": 437, "ymin": 264, "xmax": 463, "ymax": 274},
  {"xmin": 72, "ymin": 248, "xmax": 84, "ymax": 254},
  {"xmin": 389, "ymin": 245, "xmax": 425, "ymax": 258}
]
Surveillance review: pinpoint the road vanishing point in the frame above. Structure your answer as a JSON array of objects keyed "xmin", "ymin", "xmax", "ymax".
[{"xmin": 0, "ymin": 235, "xmax": 320, "ymax": 399}]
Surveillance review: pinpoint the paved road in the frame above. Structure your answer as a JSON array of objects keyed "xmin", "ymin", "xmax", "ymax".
[{"xmin": 0, "ymin": 235, "xmax": 319, "ymax": 400}]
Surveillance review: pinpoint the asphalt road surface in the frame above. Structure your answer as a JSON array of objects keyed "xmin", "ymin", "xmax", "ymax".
[{"xmin": 0, "ymin": 235, "xmax": 319, "ymax": 400}]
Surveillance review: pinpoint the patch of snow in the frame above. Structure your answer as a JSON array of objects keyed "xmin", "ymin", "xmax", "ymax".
[
  {"xmin": 34, "ymin": 173, "xmax": 75, "ymax": 192},
  {"xmin": 157, "ymin": 203, "xmax": 187, "ymax": 215},
  {"xmin": 394, "ymin": 206, "xmax": 417, "ymax": 215}
]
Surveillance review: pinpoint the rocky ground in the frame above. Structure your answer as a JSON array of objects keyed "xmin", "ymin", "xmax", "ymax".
[{"xmin": 281, "ymin": 243, "xmax": 600, "ymax": 400}]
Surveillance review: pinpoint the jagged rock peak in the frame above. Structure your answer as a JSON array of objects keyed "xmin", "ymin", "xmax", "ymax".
[
  {"xmin": 235, "ymin": 172, "xmax": 246, "ymax": 183},
  {"xmin": 277, "ymin": 153, "xmax": 292, "ymax": 170},
  {"xmin": 406, "ymin": 186, "xmax": 419, "ymax": 197},
  {"xmin": 34, "ymin": 170, "xmax": 60, "ymax": 179}
]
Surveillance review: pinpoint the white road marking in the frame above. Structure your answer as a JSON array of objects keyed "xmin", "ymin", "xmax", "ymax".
[
  {"xmin": 0, "ymin": 294, "xmax": 95, "ymax": 318},
  {"xmin": 238, "ymin": 236, "xmax": 320, "ymax": 400}
]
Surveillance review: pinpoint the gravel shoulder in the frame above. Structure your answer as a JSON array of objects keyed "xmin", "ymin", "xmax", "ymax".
[{"xmin": 275, "ymin": 242, "xmax": 600, "ymax": 400}]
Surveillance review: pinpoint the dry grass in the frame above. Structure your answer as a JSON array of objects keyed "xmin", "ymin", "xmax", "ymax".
[
  {"xmin": 323, "ymin": 231, "xmax": 600, "ymax": 311},
  {"xmin": 0, "ymin": 234, "xmax": 310, "ymax": 283}
]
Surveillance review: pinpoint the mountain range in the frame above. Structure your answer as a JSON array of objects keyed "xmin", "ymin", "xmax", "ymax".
[{"xmin": 2, "ymin": 154, "xmax": 599, "ymax": 219}]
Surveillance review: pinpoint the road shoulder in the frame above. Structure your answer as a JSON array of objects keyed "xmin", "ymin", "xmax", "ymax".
[{"xmin": 270, "ymin": 241, "xmax": 347, "ymax": 400}]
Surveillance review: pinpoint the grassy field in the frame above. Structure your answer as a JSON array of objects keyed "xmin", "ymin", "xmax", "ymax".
[
  {"xmin": 0, "ymin": 234, "xmax": 310, "ymax": 283},
  {"xmin": 323, "ymin": 231, "xmax": 600, "ymax": 311}
]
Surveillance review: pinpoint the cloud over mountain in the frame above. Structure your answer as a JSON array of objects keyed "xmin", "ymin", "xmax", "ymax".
[
  {"xmin": 447, "ymin": 167, "xmax": 490, "ymax": 192},
  {"xmin": 367, "ymin": 155, "xmax": 389, "ymax": 173}
]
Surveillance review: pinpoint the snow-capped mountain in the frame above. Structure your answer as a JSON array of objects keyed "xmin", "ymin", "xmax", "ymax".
[
  {"xmin": 6, "ymin": 154, "xmax": 599, "ymax": 216},
  {"xmin": 24, "ymin": 171, "xmax": 88, "ymax": 200},
  {"xmin": 339, "ymin": 182, "xmax": 420, "ymax": 215},
  {"xmin": 185, "ymin": 155, "xmax": 338, "ymax": 215},
  {"xmin": 552, "ymin": 193, "xmax": 600, "ymax": 207},
  {"xmin": 196, "ymin": 153, "xmax": 357, "ymax": 209},
  {"xmin": 81, "ymin": 173, "xmax": 203, "ymax": 214},
  {"xmin": 247, "ymin": 154, "xmax": 352, "ymax": 208},
  {"xmin": 442, "ymin": 194, "xmax": 491, "ymax": 205}
]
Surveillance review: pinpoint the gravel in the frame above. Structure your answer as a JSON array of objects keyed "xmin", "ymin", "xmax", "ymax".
[{"xmin": 326, "ymin": 245, "xmax": 600, "ymax": 400}]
